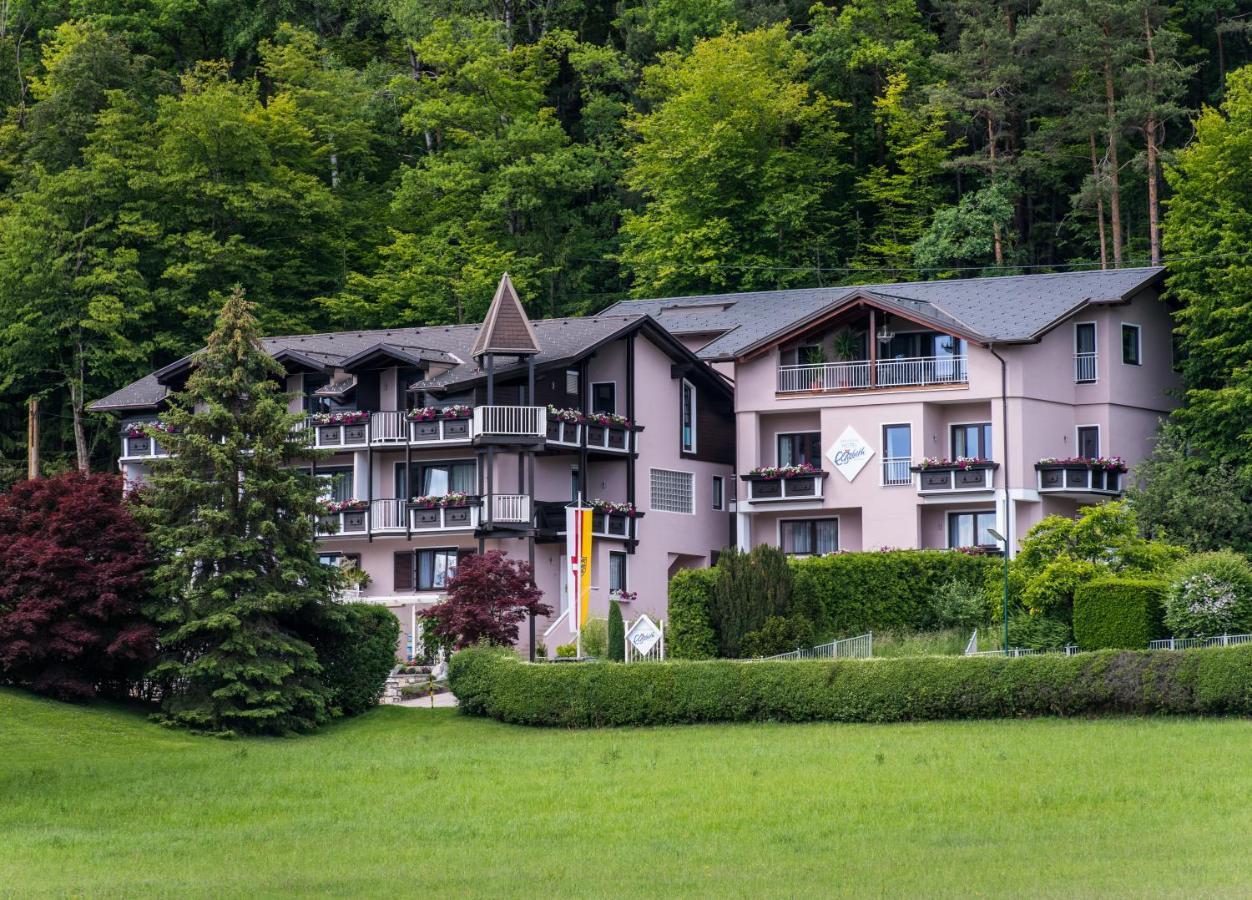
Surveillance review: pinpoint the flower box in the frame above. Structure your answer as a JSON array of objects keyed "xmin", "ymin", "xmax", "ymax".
[
  {"xmin": 592, "ymin": 511, "xmax": 630, "ymax": 537},
  {"xmin": 413, "ymin": 508, "xmax": 441, "ymax": 527},
  {"xmin": 912, "ymin": 460, "xmax": 998, "ymax": 493},
  {"xmin": 126, "ymin": 436, "xmax": 152, "ymax": 456},
  {"xmin": 606, "ymin": 427, "xmax": 627, "ymax": 450},
  {"xmin": 343, "ymin": 424, "xmax": 367, "ymax": 443},
  {"xmin": 444, "ymin": 506, "xmax": 474, "ymax": 527},
  {"xmin": 783, "ymin": 476, "xmax": 817, "ymax": 496},
  {"xmin": 444, "ymin": 419, "xmax": 470, "ymax": 438},
  {"xmin": 1035, "ymin": 461, "xmax": 1124, "ymax": 494},
  {"xmin": 411, "ymin": 420, "xmax": 441, "ymax": 441},
  {"xmin": 586, "ymin": 424, "xmax": 606, "ymax": 445}
]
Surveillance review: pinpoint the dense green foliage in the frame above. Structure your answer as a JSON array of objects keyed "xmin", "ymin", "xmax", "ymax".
[
  {"xmin": 709, "ymin": 545, "xmax": 798, "ymax": 657},
  {"xmin": 606, "ymin": 599, "xmax": 624, "ymax": 662},
  {"xmin": 0, "ymin": 2, "xmax": 1244, "ymax": 481},
  {"xmin": 302, "ymin": 603, "xmax": 400, "ymax": 718},
  {"xmin": 1163, "ymin": 550, "xmax": 1252, "ymax": 638},
  {"xmin": 666, "ymin": 567, "xmax": 717, "ymax": 660},
  {"xmin": 1073, "ymin": 578, "xmax": 1168, "ymax": 650},
  {"xmin": 450, "ymin": 644, "xmax": 1252, "ymax": 727},
  {"xmin": 136, "ymin": 290, "xmax": 341, "ymax": 735},
  {"xmin": 792, "ymin": 550, "xmax": 997, "ymax": 635},
  {"xmin": 10, "ymin": 690, "xmax": 1252, "ymax": 896},
  {"xmin": 1002, "ymin": 502, "xmax": 1184, "ymax": 649}
]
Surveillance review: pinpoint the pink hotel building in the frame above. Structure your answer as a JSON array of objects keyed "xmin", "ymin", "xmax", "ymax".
[{"xmin": 93, "ymin": 267, "xmax": 1175, "ymax": 655}]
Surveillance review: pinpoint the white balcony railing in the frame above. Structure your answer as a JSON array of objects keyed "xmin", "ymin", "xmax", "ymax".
[
  {"xmin": 489, "ymin": 493, "xmax": 532, "ymax": 523},
  {"xmin": 1074, "ymin": 352, "xmax": 1098, "ymax": 383},
  {"xmin": 369, "ymin": 499, "xmax": 408, "ymax": 533},
  {"xmin": 369, "ymin": 411, "xmax": 408, "ymax": 444},
  {"xmin": 777, "ymin": 356, "xmax": 968, "ymax": 393},
  {"xmin": 881, "ymin": 457, "xmax": 912, "ymax": 486},
  {"xmin": 473, "ymin": 405, "xmax": 545, "ymax": 439}
]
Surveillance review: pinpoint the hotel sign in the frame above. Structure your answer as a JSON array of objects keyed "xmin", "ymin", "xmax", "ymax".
[{"xmin": 827, "ymin": 426, "xmax": 873, "ymax": 482}]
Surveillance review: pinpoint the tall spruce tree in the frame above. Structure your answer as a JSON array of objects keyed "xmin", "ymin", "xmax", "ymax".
[{"xmin": 138, "ymin": 287, "xmax": 340, "ymax": 735}]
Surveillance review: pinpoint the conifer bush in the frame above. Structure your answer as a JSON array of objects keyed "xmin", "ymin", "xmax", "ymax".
[{"xmin": 607, "ymin": 600, "xmax": 625, "ymax": 662}]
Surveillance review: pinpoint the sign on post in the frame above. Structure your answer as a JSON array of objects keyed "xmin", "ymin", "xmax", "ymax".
[{"xmin": 625, "ymin": 614, "xmax": 664, "ymax": 662}]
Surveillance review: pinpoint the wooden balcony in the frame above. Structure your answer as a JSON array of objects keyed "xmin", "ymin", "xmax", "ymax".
[
  {"xmin": 914, "ymin": 462, "xmax": 998, "ymax": 495},
  {"xmin": 777, "ymin": 356, "xmax": 968, "ymax": 394},
  {"xmin": 1035, "ymin": 463, "xmax": 1123, "ymax": 496},
  {"xmin": 741, "ymin": 471, "xmax": 828, "ymax": 502}
]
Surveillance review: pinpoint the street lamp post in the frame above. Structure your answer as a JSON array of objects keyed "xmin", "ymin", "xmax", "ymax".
[{"xmin": 987, "ymin": 528, "xmax": 1010, "ymax": 655}]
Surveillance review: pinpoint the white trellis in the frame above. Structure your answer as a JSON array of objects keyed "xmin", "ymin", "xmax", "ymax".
[{"xmin": 624, "ymin": 616, "xmax": 666, "ymax": 662}]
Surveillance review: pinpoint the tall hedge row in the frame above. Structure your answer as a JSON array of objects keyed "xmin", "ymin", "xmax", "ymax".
[
  {"xmin": 302, "ymin": 603, "xmax": 400, "ymax": 717},
  {"xmin": 791, "ymin": 551, "xmax": 998, "ymax": 634},
  {"xmin": 1074, "ymin": 578, "xmax": 1168, "ymax": 650},
  {"xmin": 449, "ymin": 645, "xmax": 1252, "ymax": 728},
  {"xmin": 667, "ymin": 551, "xmax": 998, "ymax": 657},
  {"xmin": 667, "ymin": 568, "xmax": 718, "ymax": 659}
]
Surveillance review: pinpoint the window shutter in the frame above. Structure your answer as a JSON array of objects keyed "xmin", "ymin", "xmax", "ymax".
[{"xmin": 394, "ymin": 551, "xmax": 414, "ymax": 591}]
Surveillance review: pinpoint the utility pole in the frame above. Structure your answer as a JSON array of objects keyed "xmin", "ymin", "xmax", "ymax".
[{"xmin": 26, "ymin": 398, "xmax": 39, "ymax": 479}]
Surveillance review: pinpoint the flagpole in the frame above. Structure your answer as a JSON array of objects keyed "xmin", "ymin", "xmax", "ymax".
[{"xmin": 574, "ymin": 491, "xmax": 583, "ymax": 660}]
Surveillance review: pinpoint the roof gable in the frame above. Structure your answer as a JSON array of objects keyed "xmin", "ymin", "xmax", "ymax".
[{"xmin": 471, "ymin": 274, "xmax": 541, "ymax": 359}]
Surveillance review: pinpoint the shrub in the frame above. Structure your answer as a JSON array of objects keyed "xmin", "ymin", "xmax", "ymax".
[
  {"xmin": 1007, "ymin": 612, "xmax": 1072, "ymax": 651},
  {"xmin": 667, "ymin": 568, "xmax": 717, "ymax": 659},
  {"xmin": 1073, "ymin": 578, "xmax": 1167, "ymax": 650},
  {"xmin": 448, "ymin": 644, "xmax": 1252, "ymax": 728},
  {"xmin": 304, "ymin": 603, "xmax": 400, "ymax": 717},
  {"xmin": 0, "ymin": 472, "xmax": 155, "ymax": 701},
  {"xmin": 710, "ymin": 545, "xmax": 794, "ymax": 657},
  {"xmin": 420, "ymin": 550, "xmax": 552, "ymax": 649},
  {"xmin": 739, "ymin": 616, "xmax": 816, "ymax": 658},
  {"xmin": 791, "ymin": 550, "xmax": 997, "ymax": 634},
  {"xmin": 580, "ymin": 617, "xmax": 608, "ymax": 658},
  {"xmin": 555, "ymin": 642, "xmax": 577, "ymax": 658},
  {"xmin": 929, "ymin": 577, "xmax": 989, "ymax": 629},
  {"xmin": 1164, "ymin": 551, "xmax": 1252, "ymax": 637},
  {"xmin": 607, "ymin": 601, "xmax": 625, "ymax": 662}
]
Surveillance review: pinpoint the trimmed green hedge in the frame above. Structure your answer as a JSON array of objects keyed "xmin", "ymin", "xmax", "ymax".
[
  {"xmin": 1074, "ymin": 578, "xmax": 1168, "ymax": 650},
  {"xmin": 449, "ymin": 645, "xmax": 1252, "ymax": 727},
  {"xmin": 306, "ymin": 603, "xmax": 401, "ymax": 717},
  {"xmin": 792, "ymin": 550, "xmax": 998, "ymax": 634},
  {"xmin": 667, "ymin": 568, "xmax": 717, "ymax": 659}
]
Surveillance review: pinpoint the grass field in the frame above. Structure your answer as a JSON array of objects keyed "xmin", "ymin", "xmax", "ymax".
[{"xmin": 3, "ymin": 688, "xmax": 1252, "ymax": 898}]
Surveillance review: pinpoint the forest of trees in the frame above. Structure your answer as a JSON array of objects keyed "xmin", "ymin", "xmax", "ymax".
[{"xmin": 0, "ymin": 0, "xmax": 1248, "ymax": 479}]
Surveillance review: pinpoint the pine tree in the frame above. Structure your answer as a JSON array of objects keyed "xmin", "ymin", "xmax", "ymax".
[
  {"xmin": 138, "ymin": 287, "xmax": 340, "ymax": 735},
  {"xmin": 607, "ymin": 598, "xmax": 625, "ymax": 662}
]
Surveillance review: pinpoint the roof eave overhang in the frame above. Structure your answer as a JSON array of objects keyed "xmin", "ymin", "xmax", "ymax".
[{"xmin": 735, "ymin": 291, "xmax": 989, "ymax": 363}]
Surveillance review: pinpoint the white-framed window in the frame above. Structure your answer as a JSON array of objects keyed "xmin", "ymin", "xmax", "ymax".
[
  {"xmin": 780, "ymin": 518, "xmax": 839, "ymax": 556},
  {"xmin": 1121, "ymin": 323, "xmax": 1141, "ymax": 366},
  {"xmin": 609, "ymin": 551, "xmax": 627, "ymax": 593},
  {"xmin": 881, "ymin": 423, "xmax": 911, "ymax": 486},
  {"xmin": 951, "ymin": 423, "xmax": 992, "ymax": 459},
  {"xmin": 778, "ymin": 432, "xmax": 821, "ymax": 467},
  {"xmin": 680, "ymin": 379, "xmax": 697, "ymax": 453},
  {"xmin": 591, "ymin": 381, "xmax": 616, "ymax": 414},
  {"xmin": 947, "ymin": 511, "xmax": 996, "ymax": 550},
  {"xmin": 1076, "ymin": 425, "xmax": 1100, "ymax": 458},
  {"xmin": 1074, "ymin": 322, "xmax": 1097, "ymax": 383},
  {"xmin": 650, "ymin": 468, "xmax": 694, "ymax": 514},
  {"xmin": 712, "ymin": 475, "xmax": 725, "ymax": 511},
  {"xmin": 566, "ymin": 368, "xmax": 580, "ymax": 396},
  {"xmin": 316, "ymin": 466, "xmax": 354, "ymax": 502}
]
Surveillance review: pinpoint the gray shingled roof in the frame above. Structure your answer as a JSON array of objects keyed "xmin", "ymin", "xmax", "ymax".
[
  {"xmin": 603, "ymin": 267, "xmax": 1165, "ymax": 359},
  {"xmin": 90, "ymin": 315, "xmax": 647, "ymax": 412}
]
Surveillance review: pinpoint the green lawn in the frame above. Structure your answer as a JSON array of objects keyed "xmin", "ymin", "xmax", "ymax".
[{"xmin": 3, "ymin": 689, "xmax": 1251, "ymax": 897}]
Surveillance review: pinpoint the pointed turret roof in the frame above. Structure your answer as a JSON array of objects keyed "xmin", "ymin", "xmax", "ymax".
[{"xmin": 471, "ymin": 273, "xmax": 542, "ymax": 359}]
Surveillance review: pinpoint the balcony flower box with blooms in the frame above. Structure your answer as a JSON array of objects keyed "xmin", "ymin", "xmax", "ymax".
[
  {"xmin": 406, "ymin": 407, "xmax": 439, "ymax": 422},
  {"xmin": 322, "ymin": 498, "xmax": 368, "ymax": 514},
  {"xmin": 745, "ymin": 463, "xmax": 821, "ymax": 480},
  {"xmin": 409, "ymin": 492, "xmax": 475, "ymax": 509},
  {"xmin": 912, "ymin": 458, "xmax": 998, "ymax": 492},
  {"xmin": 309, "ymin": 410, "xmax": 369, "ymax": 426},
  {"xmin": 1036, "ymin": 455, "xmax": 1127, "ymax": 473},
  {"xmin": 547, "ymin": 405, "xmax": 584, "ymax": 424},
  {"xmin": 610, "ymin": 589, "xmax": 637, "ymax": 604},
  {"xmin": 589, "ymin": 499, "xmax": 642, "ymax": 537},
  {"xmin": 585, "ymin": 411, "xmax": 633, "ymax": 429},
  {"xmin": 439, "ymin": 404, "xmax": 473, "ymax": 420},
  {"xmin": 912, "ymin": 457, "xmax": 995, "ymax": 471},
  {"xmin": 124, "ymin": 421, "xmax": 178, "ymax": 438},
  {"xmin": 1035, "ymin": 456, "xmax": 1126, "ymax": 493}
]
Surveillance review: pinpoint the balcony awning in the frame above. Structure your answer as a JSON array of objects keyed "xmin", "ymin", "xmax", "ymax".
[{"xmin": 314, "ymin": 375, "xmax": 357, "ymax": 399}]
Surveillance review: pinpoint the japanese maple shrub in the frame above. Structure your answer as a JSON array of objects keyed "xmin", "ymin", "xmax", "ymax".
[
  {"xmin": 0, "ymin": 472, "xmax": 155, "ymax": 700},
  {"xmin": 420, "ymin": 550, "xmax": 551, "ymax": 650},
  {"xmin": 137, "ymin": 288, "xmax": 343, "ymax": 735}
]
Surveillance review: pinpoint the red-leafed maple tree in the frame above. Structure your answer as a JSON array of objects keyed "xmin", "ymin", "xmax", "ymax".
[
  {"xmin": 0, "ymin": 472, "xmax": 156, "ymax": 700},
  {"xmin": 420, "ymin": 550, "xmax": 551, "ymax": 650}
]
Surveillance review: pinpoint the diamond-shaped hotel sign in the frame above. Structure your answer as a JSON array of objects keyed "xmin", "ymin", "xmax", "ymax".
[{"xmin": 826, "ymin": 426, "xmax": 873, "ymax": 482}]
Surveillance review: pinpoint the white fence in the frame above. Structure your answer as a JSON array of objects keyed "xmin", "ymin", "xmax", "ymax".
[
  {"xmin": 1148, "ymin": 633, "xmax": 1252, "ymax": 651},
  {"xmin": 757, "ymin": 632, "xmax": 873, "ymax": 661},
  {"xmin": 473, "ymin": 405, "xmax": 545, "ymax": 438},
  {"xmin": 963, "ymin": 629, "xmax": 1080, "ymax": 657}
]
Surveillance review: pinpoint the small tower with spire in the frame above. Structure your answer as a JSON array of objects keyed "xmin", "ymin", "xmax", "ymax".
[{"xmin": 473, "ymin": 273, "xmax": 541, "ymax": 406}]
